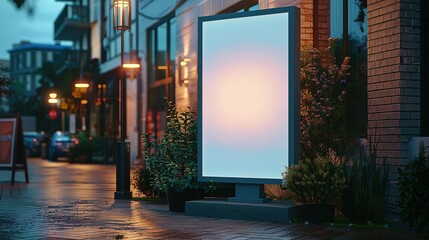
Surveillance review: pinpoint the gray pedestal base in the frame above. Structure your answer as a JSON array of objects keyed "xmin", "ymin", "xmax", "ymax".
[{"xmin": 186, "ymin": 198, "xmax": 298, "ymax": 223}]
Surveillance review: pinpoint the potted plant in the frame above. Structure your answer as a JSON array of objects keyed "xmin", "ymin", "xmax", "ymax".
[
  {"xmin": 282, "ymin": 157, "xmax": 346, "ymax": 223},
  {"xmin": 144, "ymin": 100, "xmax": 210, "ymax": 212}
]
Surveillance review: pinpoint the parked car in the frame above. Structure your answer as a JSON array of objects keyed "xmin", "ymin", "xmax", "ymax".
[
  {"xmin": 23, "ymin": 132, "xmax": 50, "ymax": 157},
  {"xmin": 48, "ymin": 131, "xmax": 78, "ymax": 161}
]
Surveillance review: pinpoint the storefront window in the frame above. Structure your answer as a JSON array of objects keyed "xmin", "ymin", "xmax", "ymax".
[{"xmin": 147, "ymin": 15, "xmax": 176, "ymax": 137}]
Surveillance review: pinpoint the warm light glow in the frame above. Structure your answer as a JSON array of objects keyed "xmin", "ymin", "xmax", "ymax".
[
  {"xmin": 183, "ymin": 79, "xmax": 190, "ymax": 84},
  {"xmin": 180, "ymin": 58, "xmax": 191, "ymax": 66},
  {"xmin": 48, "ymin": 98, "xmax": 58, "ymax": 104},
  {"xmin": 114, "ymin": 0, "xmax": 130, "ymax": 7},
  {"xmin": 122, "ymin": 63, "xmax": 141, "ymax": 69},
  {"xmin": 75, "ymin": 83, "xmax": 90, "ymax": 88},
  {"xmin": 81, "ymin": 100, "xmax": 88, "ymax": 104},
  {"xmin": 113, "ymin": 0, "xmax": 131, "ymax": 31},
  {"xmin": 49, "ymin": 93, "xmax": 57, "ymax": 99}
]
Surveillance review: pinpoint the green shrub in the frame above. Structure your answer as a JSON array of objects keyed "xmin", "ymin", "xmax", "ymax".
[
  {"xmin": 143, "ymin": 100, "xmax": 211, "ymax": 193},
  {"xmin": 283, "ymin": 157, "xmax": 346, "ymax": 205},
  {"xmin": 398, "ymin": 144, "xmax": 429, "ymax": 237},
  {"xmin": 131, "ymin": 164, "xmax": 164, "ymax": 198},
  {"xmin": 342, "ymin": 138, "xmax": 389, "ymax": 223}
]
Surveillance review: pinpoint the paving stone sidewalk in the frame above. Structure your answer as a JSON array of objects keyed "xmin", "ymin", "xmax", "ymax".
[{"xmin": 0, "ymin": 158, "xmax": 421, "ymax": 239}]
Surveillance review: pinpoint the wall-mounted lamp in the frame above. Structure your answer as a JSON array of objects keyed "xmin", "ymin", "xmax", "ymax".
[
  {"xmin": 123, "ymin": 63, "xmax": 140, "ymax": 69},
  {"xmin": 75, "ymin": 78, "xmax": 90, "ymax": 88},
  {"xmin": 179, "ymin": 57, "xmax": 192, "ymax": 85},
  {"xmin": 75, "ymin": 72, "xmax": 91, "ymax": 89},
  {"xmin": 180, "ymin": 58, "xmax": 191, "ymax": 66},
  {"xmin": 48, "ymin": 91, "xmax": 58, "ymax": 104},
  {"xmin": 49, "ymin": 93, "xmax": 57, "ymax": 99},
  {"xmin": 81, "ymin": 99, "xmax": 88, "ymax": 105},
  {"xmin": 75, "ymin": 83, "xmax": 90, "ymax": 88},
  {"xmin": 48, "ymin": 98, "xmax": 58, "ymax": 104}
]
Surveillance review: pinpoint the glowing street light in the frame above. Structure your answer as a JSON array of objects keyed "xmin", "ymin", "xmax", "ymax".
[{"xmin": 113, "ymin": 0, "xmax": 132, "ymax": 200}]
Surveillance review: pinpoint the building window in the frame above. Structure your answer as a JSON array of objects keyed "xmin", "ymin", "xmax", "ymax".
[
  {"xmin": 26, "ymin": 51, "xmax": 31, "ymax": 68},
  {"xmin": 18, "ymin": 53, "xmax": 23, "ymax": 69},
  {"xmin": 47, "ymin": 52, "xmax": 53, "ymax": 62},
  {"xmin": 36, "ymin": 51, "xmax": 42, "ymax": 68},
  {"xmin": 26, "ymin": 75, "xmax": 32, "ymax": 92},
  {"xmin": 330, "ymin": 0, "xmax": 368, "ymax": 138},
  {"xmin": 147, "ymin": 15, "xmax": 176, "ymax": 137}
]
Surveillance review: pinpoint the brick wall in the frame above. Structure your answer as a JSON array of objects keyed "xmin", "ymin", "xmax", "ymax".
[
  {"xmin": 367, "ymin": 0, "xmax": 421, "ymax": 218},
  {"xmin": 261, "ymin": 0, "xmax": 330, "ymax": 49}
]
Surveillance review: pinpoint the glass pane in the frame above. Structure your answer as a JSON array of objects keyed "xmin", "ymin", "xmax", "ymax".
[
  {"xmin": 156, "ymin": 22, "xmax": 167, "ymax": 81},
  {"xmin": 169, "ymin": 17, "xmax": 176, "ymax": 78},
  {"xmin": 330, "ymin": 0, "xmax": 343, "ymax": 39},
  {"xmin": 156, "ymin": 86, "xmax": 167, "ymax": 138},
  {"xmin": 148, "ymin": 29, "xmax": 155, "ymax": 83}
]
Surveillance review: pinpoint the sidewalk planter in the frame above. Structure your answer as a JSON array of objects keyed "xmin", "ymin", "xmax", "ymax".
[
  {"xmin": 282, "ymin": 157, "xmax": 346, "ymax": 223},
  {"xmin": 167, "ymin": 188, "xmax": 204, "ymax": 212},
  {"xmin": 144, "ymin": 101, "xmax": 213, "ymax": 211},
  {"xmin": 296, "ymin": 204, "xmax": 335, "ymax": 224}
]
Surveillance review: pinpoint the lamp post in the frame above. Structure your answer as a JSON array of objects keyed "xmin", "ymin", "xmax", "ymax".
[{"xmin": 113, "ymin": 0, "xmax": 132, "ymax": 199}]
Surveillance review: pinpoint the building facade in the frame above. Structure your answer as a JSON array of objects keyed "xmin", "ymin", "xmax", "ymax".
[
  {"xmin": 85, "ymin": 0, "xmax": 427, "ymax": 217},
  {"xmin": 8, "ymin": 41, "xmax": 71, "ymax": 96},
  {"xmin": 90, "ymin": 0, "xmax": 141, "ymax": 162}
]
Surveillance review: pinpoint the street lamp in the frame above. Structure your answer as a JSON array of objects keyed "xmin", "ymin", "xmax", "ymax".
[{"xmin": 113, "ymin": 0, "xmax": 132, "ymax": 199}]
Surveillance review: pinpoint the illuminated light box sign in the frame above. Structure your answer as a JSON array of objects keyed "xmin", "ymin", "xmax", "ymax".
[{"xmin": 198, "ymin": 7, "xmax": 300, "ymax": 184}]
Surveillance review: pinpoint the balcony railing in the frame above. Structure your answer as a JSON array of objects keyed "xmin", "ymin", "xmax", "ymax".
[{"xmin": 54, "ymin": 5, "xmax": 90, "ymax": 41}]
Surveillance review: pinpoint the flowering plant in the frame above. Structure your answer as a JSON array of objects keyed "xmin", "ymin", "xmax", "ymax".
[
  {"xmin": 283, "ymin": 157, "xmax": 346, "ymax": 205},
  {"xmin": 300, "ymin": 44, "xmax": 351, "ymax": 159}
]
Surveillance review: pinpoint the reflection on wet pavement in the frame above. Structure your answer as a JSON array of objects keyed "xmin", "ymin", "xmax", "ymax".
[{"xmin": 0, "ymin": 158, "xmax": 422, "ymax": 239}]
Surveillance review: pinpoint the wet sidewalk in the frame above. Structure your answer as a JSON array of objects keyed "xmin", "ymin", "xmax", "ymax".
[{"xmin": 0, "ymin": 158, "xmax": 420, "ymax": 239}]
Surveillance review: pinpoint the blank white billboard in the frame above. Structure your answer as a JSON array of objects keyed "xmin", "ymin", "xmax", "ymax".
[{"xmin": 198, "ymin": 7, "xmax": 300, "ymax": 184}]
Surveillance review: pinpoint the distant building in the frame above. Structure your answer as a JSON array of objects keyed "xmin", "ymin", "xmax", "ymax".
[
  {"xmin": 53, "ymin": 0, "xmax": 94, "ymax": 134},
  {"xmin": 8, "ymin": 41, "xmax": 71, "ymax": 95},
  {"xmin": 0, "ymin": 59, "xmax": 10, "ymax": 113}
]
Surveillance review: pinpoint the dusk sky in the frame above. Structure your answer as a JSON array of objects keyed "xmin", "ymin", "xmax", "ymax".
[{"xmin": 0, "ymin": 0, "xmax": 67, "ymax": 59}]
